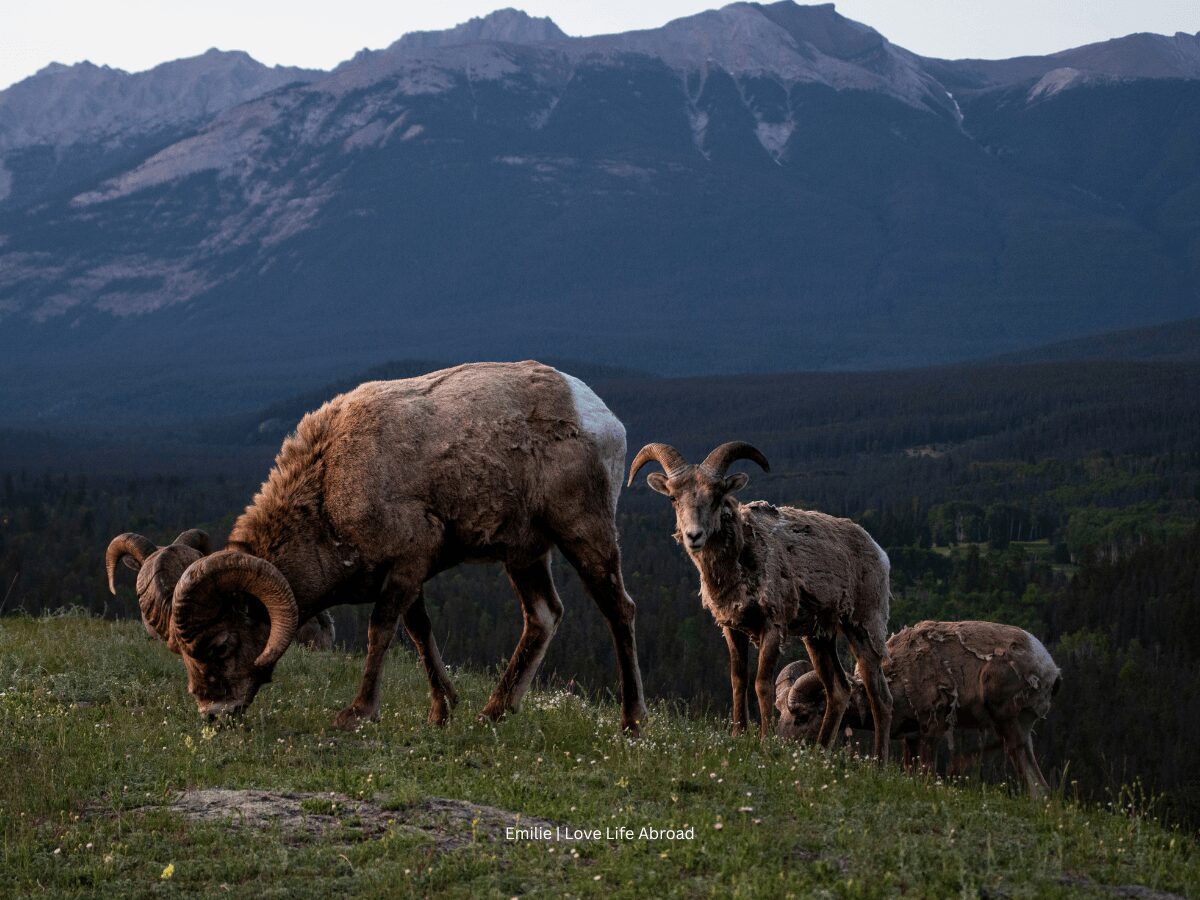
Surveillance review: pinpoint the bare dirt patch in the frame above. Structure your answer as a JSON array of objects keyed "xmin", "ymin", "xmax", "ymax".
[{"xmin": 166, "ymin": 788, "xmax": 557, "ymax": 849}]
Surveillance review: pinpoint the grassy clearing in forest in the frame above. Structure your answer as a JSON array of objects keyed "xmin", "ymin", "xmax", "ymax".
[{"xmin": 1, "ymin": 614, "xmax": 1196, "ymax": 898}]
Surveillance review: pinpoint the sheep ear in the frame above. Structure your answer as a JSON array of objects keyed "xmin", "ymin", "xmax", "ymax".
[
  {"xmin": 646, "ymin": 472, "xmax": 670, "ymax": 495},
  {"xmin": 722, "ymin": 472, "xmax": 749, "ymax": 494},
  {"xmin": 122, "ymin": 556, "xmax": 142, "ymax": 572}
]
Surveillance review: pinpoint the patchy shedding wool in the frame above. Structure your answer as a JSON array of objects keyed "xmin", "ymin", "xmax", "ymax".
[
  {"xmin": 630, "ymin": 441, "xmax": 892, "ymax": 757},
  {"xmin": 697, "ymin": 500, "xmax": 891, "ymax": 655},
  {"xmin": 778, "ymin": 620, "xmax": 1062, "ymax": 796}
]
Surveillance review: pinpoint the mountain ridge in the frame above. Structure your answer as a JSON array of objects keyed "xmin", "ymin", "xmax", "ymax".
[{"xmin": 3, "ymin": 2, "xmax": 1200, "ymax": 422}]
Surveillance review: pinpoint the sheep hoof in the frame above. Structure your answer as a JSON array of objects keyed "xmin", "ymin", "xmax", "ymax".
[
  {"xmin": 621, "ymin": 706, "xmax": 649, "ymax": 736},
  {"xmin": 333, "ymin": 704, "xmax": 377, "ymax": 731},
  {"xmin": 427, "ymin": 700, "xmax": 452, "ymax": 727},
  {"xmin": 477, "ymin": 702, "xmax": 508, "ymax": 724}
]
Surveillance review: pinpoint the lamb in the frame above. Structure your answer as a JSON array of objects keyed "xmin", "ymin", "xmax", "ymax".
[
  {"xmin": 107, "ymin": 529, "xmax": 336, "ymax": 649},
  {"xmin": 777, "ymin": 620, "xmax": 1061, "ymax": 796},
  {"xmin": 105, "ymin": 361, "xmax": 648, "ymax": 733},
  {"xmin": 629, "ymin": 442, "xmax": 893, "ymax": 758}
]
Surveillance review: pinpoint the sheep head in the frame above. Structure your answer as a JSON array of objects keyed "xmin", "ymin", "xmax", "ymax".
[
  {"xmin": 628, "ymin": 441, "xmax": 769, "ymax": 551},
  {"xmin": 775, "ymin": 664, "xmax": 875, "ymax": 743},
  {"xmin": 775, "ymin": 660, "xmax": 826, "ymax": 741},
  {"xmin": 169, "ymin": 550, "xmax": 299, "ymax": 719},
  {"xmin": 105, "ymin": 530, "xmax": 212, "ymax": 642}
]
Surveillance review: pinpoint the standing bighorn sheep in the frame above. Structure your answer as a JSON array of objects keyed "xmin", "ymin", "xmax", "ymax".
[
  {"xmin": 629, "ymin": 442, "xmax": 893, "ymax": 759},
  {"xmin": 105, "ymin": 361, "xmax": 647, "ymax": 732},
  {"xmin": 107, "ymin": 528, "xmax": 335, "ymax": 649},
  {"xmin": 777, "ymin": 620, "xmax": 1061, "ymax": 795}
]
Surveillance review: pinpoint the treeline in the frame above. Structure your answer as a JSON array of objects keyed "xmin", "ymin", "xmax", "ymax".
[
  {"xmin": 0, "ymin": 470, "xmax": 246, "ymax": 619},
  {"xmin": 1041, "ymin": 523, "xmax": 1200, "ymax": 827}
]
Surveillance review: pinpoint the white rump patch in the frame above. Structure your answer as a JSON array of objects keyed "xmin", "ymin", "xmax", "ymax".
[
  {"xmin": 1023, "ymin": 631, "xmax": 1059, "ymax": 681},
  {"xmin": 560, "ymin": 371, "xmax": 626, "ymax": 510},
  {"xmin": 869, "ymin": 536, "xmax": 890, "ymax": 576}
]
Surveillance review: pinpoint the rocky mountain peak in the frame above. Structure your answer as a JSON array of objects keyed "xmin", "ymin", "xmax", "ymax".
[
  {"xmin": 751, "ymin": 1, "xmax": 885, "ymax": 58},
  {"xmin": 389, "ymin": 7, "xmax": 567, "ymax": 52},
  {"xmin": 0, "ymin": 51, "xmax": 320, "ymax": 153}
]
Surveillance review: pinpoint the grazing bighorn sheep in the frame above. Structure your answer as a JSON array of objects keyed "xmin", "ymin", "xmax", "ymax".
[
  {"xmin": 106, "ymin": 529, "xmax": 335, "ymax": 649},
  {"xmin": 629, "ymin": 442, "xmax": 892, "ymax": 758},
  {"xmin": 777, "ymin": 620, "xmax": 1061, "ymax": 796},
  {"xmin": 105, "ymin": 361, "xmax": 647, "ymax": 732}
]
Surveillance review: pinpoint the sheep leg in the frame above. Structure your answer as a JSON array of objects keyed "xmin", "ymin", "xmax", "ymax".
[
  {"xmin": 557, "ymin": 536, "xmax": 649, "ymax": 735},
  {"xmin": 804, "ymin": 634, "xmax": 850, "ymax": 748},
  {"xmin": 1012, "ymin": 734, "xmax": 1051, "ymax": 796},
  {"xmin": 949, "ymin": 734, "xmax": 1001, "ymax": 777},
  {"xmin": 479, "ymin": 555, "xmax": 564, "ymax": 722},
  {"xmin": 402, "ymin": 591, "xmax": 458, "ymax": 726},
  {"xmin": 902, "ymin": 736, "xmax": 919, "ymax": 773},
  {"xmin": 1020, "ymin": 733, "xmax": 1050, "ymax": 797},
  {"xmin": 334, "ymin": 573, "xmax": 421, "ymax": 730},
  {"xmin": 724, "ymin": 627, "xmax": 751, "ymax": 737},
  {"xmin": 754, "ymin": 630, "xmax": 782, "ymax": 740},
  {"xmin": 844, "ymin": 625, "xmax": 893, "ymax": 763},
  {"xmin": 917, "ymin": 732, "xmax": 943, "ymax": 775},
  {"xmin": 996, "ymin": 721, "xmax": 1047, "ymax": 797}
]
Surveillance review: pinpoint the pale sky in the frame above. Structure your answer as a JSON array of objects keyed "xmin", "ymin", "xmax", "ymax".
[{"xmin": 4, "ymin": 1, "xmax": 1200, "ymax": 91}]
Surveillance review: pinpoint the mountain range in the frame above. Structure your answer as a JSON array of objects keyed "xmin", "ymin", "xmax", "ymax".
[{"xmin": 3, "ymin": 2, "xmax": 1200, "ymax": 424}]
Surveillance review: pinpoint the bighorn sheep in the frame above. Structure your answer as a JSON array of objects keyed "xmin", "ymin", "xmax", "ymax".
[
  {"xmin": 629, "ymin": 442, "xmax": 892, "ymax": 758},
  {"xmin": 105, "ymin": 361, "xmax": 647, "ymax": 732},
  {"xmin": 107, "ymin": 529, "xmax": 335, "ymax": 649},
  {"xmin": 777, "ymin": 620, "xmax": 1061, "ymax": 796}
]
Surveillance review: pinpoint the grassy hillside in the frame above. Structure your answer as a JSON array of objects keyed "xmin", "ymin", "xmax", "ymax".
[
  {"xmin": 1, "ymin": 616, "xmax": 1196, "ymax": 898},
  {"xmin": 4, "ymin": 357, "xmax": 1199, "ymax": 829}
]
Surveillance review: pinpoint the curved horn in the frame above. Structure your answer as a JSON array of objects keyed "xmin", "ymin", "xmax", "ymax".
[
  {"xmin": 700, "ymin": 441, "xmax": 771, "ymax": 477},
  {"xmin": 105, "ymin": 533, "xmax": 157, "ymax": 594},
  {"xmin": 775, "ymin": 658, "xmax": 813, "ymax": 695},
  {"xmin": 786, "ymin": 670, "xmax": 827, "ymax": 714},
  {"xmin": 627, "ymin": 443, "xmax": 689, "ymax": 486},
  {"xmin": 172, "ymin": 529, "xmax": 211, "ymax": 554},
  {"xmin": 172, "ymin": 551, "xmax": 299, "ymax": 669},
  {"xmin": 139, "ymin": 544, "xmax": 205, "ymax": 644}
]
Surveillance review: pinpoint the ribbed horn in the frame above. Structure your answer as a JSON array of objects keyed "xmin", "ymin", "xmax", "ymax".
[
  {"xmin": 172, "ymin": 550, "xmax": 299, "ymax": 669},
  {"xmin": 786, "ymin": 670, "xmax": 827, "ymax": 714},
  {"xmin": 172, "ymin": 529, "xmax": 211, "ymax": 554},
  {"xmin": 105, "ymin": 533, "xmax": 157, "ymax": 594},
  {"xmin": 627, "ymin": 443, "xmax": 689, "ymax": 486},
  {"xmin": 700, "ymin": 441, "xmax": 770, "ymax": 477},
  {"xmin": 775, "ymin": 658, "xmax": 813, "ymax": 695},
  {"xmin": 139, "ymin": 544, "xmax": 205, "ymax": 645}
]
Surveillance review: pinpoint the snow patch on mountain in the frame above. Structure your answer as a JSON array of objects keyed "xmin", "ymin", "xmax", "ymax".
[
  {"xmin": 945, "ymin": 90, "xmax": 963, "ymax": 124},
  {"xmin": 755, "ymin": 118, "xmax": 794, "ymax": 160},
  {"xmin": 687, "ymin": 106, "xmax": 711, "ymax": 156},
  {"xmin": 1028, "ymin": 67, "xmax": 1087, "ymax": 101}
]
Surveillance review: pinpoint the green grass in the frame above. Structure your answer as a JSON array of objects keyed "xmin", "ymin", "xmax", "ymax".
[{"xmin": 1, "ymin": 614, "xmax": 1196, "ymax": 898}]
